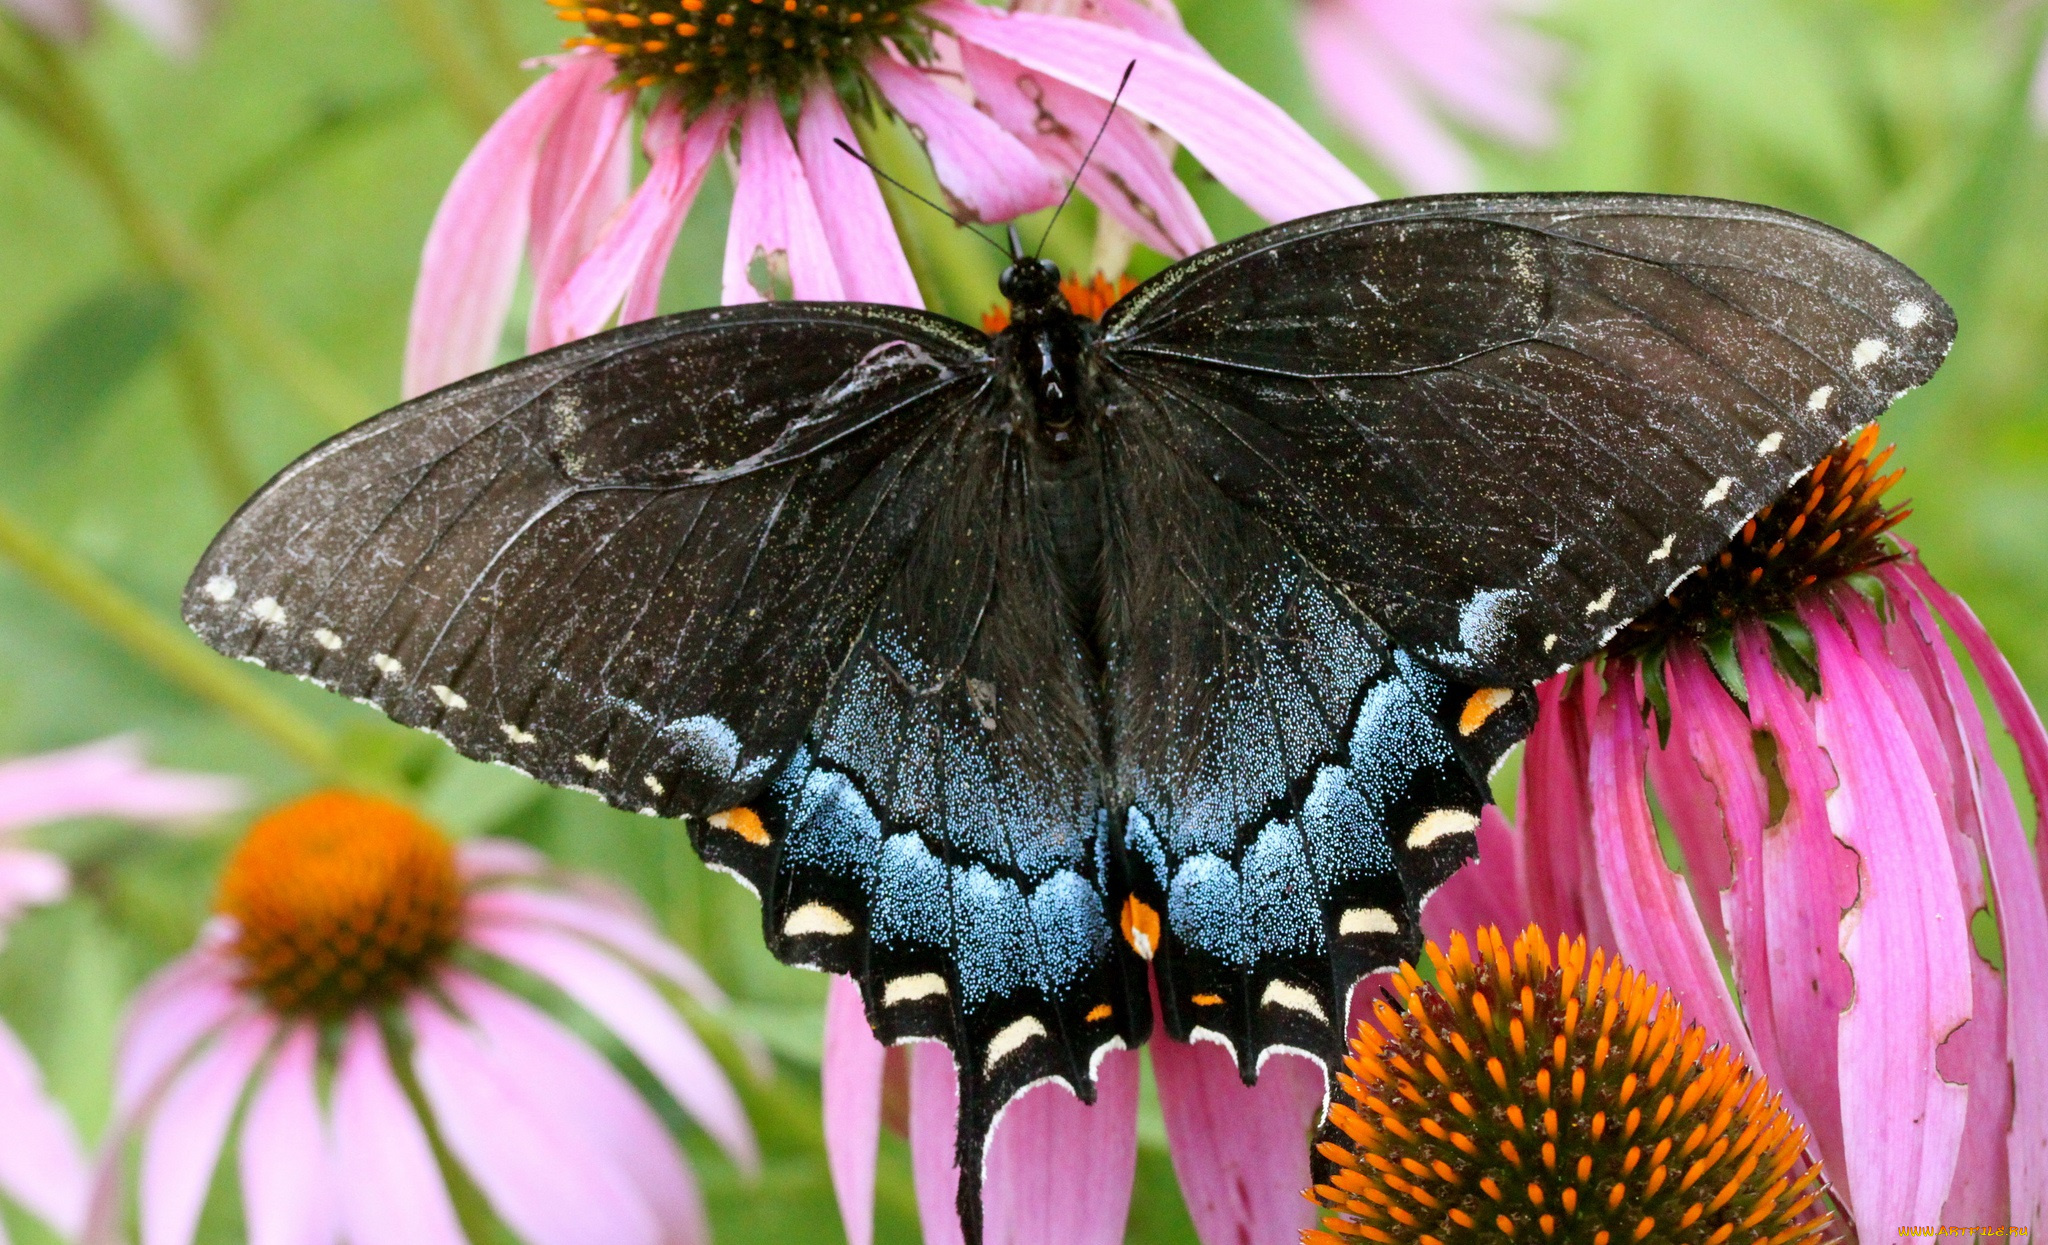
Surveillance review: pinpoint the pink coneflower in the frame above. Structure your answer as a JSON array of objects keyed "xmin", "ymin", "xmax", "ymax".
[
  {"xmin": 1416, "ymin": 426, "xmax": 2048, "ymax": 1229},
  {"xmin": 402, "ymin": 0, "xmax": 1370, "ymax": 396},
  {"xmin": 1295, "ymin": 0, "xmax": 1561, "ymax": 193},
  {"xmin": 0, "ymin": 736, "xmax": 240, "ymax": 1245},
  {"xmin": 91, "ymin": 789, "xmax": 758, "ymax": 1245}
]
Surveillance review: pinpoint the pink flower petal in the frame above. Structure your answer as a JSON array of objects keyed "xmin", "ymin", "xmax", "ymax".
[
  {"xmin": 1, "ymin": 0, "xmax": 92, "ymax": 43},
  {"xmin": 114, "ymin": 948, "xmax": 243, "ymax": 1123},
  {"xmin": 1417, "ymin": 804, "xmax": 1525, "ymax": 938},
  {"xmin": 0, "ymin": 848, "xmax": 69, "ymax": 928},
  {"xmin": 442, "ymin": 975, "xmax": 709, "ymax": 1245},
  {"xmin": 934, "ymin": 0, "xmax": 1372, "ymax": 220},
  {"xmin": 467, "ymin": 920, "xmax": 758, "ymax": 1172},
  {"xmin": 457, "ymin": 837, "xmax": 551, "ymax": 882},
  {"xmin": 239, "ymin": 1024, "xmax": 337, "ymax": 1245},
  {"xmin": 0, "ymin": 1019, "xmax": 87, "ymax": 1237},
  {"xmin": 101, "ymin": 0, "xmax": 205, "ymax": 57},
  {"xmin": 140, "ymin": 1014, "xmax": 275, "ymax": 1245},
  {"xmin": 723, "ymin": 93, "xmax": 845, "ymax": 304},
  {"xmin": 795, "ymin": 88, "xmax": 924, "ymax": 306},
  {"xmin": 866, "ymin": 56, "xmax": 1065, "ymax": 226},
  {"xmin": 466, "ymin": 884, "xmax": 727, "ymax": 1006},
  {"xmin": 404, "ymin": 56, "xmax": 603, "ymax": 397},
  {"xmin": 332, "ymin": 1015, "xmax": 466, "ymax": 1245},
  {"xmin": 526, "ymin": 68, "xmax": 635, "ymax": 353},
  {"xmin": 957, "ymin": 43, "xmax": 1212, "ymax": 257},
  {"xmin": 1152, "ymin": 1029, "xmax": 1321, "ymax": 1244},
  {"xmin": 1514, "ymin": 675, "xmax": 1614, "ymax": 946},
  {"xmin": 1586, "ymin": 669, "xmax": 1756, "ymax": 1063},
  {"xmin": 409, "ymin": 995, "xmax": 660, "ymax": 1245},
  {"xmin": 907, "ymin": 1042, "xmax": 966, "ymax": 1245},
  {"xmin": 551, "ymin": 101, "xmax": 735, "ymax": 342},
  {"xmin": 1346, "ymin": 0, "xmax": 1560, "ymax": 149},
  {"xmin": 1887, "ymin": 563, "xmax": 2048, "ymax": 1223},
  {"xmin": 822, "ymin": 976, "xmax": 885, "ymax": 1245},
  {"xmin": 1798, "ymin": 591, "xmax": 1974, "ymax": 1224},
  {"xmin": 981, "ymin": 1049, "xmax": 1138, "ymax": 1245},
  {"xmin": 1076, "ymin": 0, "xmax": 1205, "ymax": 57},
  {"xmin": 1298, "ymin": 0, "xmax": 1479, "ymax": 194},
  {"xmin": 0, "ymin": 736, "xmax": 241, "ymax": 835}
]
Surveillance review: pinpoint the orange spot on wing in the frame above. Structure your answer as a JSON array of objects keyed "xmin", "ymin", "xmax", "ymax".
[
  {"xmin": 1120, "ymin": 894, "xmax": 1161, "ymax": 960},
  {"xmin": 708, "ymin": 806, "xmax": 769, "ymax": 845},
  {"xmin": 1191, "ymin": 992, "xmax": 1225, "ymax": 1007},
  {"xmin": 1459, "ymin": 687, "xmax": 1514, "ymax": 736},
  {"xmin": 1085, "ymin": 1003, "xmax": 1112, "ymax": 1023}
]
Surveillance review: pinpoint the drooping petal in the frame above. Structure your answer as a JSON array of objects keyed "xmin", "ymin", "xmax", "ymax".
[
  {"xmin": 140, "ymin": 1014, "xmax": 275, "ymax": 1245},
  {"xmin": 409, "ymin": 995, "xmax": 660, "ymax": 1245},
  {"xmin": 0, "ymin": 737, "xmax": 241, "ymax": 835},
  {"xmin": 865, "ymin": 55, "xmax": 1066, "ymax": 225},
  {"xmin": 822, "ymin": 976, "xmax": 886, "ymax": 1245},
  {"xmin": 1152, "ymin": 1030, "xmax": 1321, "ymax": 1245},
  {"xmin": 957, "ymin": 43, "xmax": 1213, "ymax": 257},
  {"xmin": 1799, "ymin": 591, "xmax": 1974, "ymax": 1225},
  {"xmin": 1345, "ymin": 0, "xmax": 1560, "ymax": 148},
  {"xmin": 404, "ymin": 56, "xmax": 605, "ymax": 397},
  {"xmin": 1417, "ymin": 804, "xmax": 1524, "ymax": 938},
  {"xmin": 239, "ymin": 1024, "xmax": 337, "ymax": 1245},
  {"xmin": 526, "ymin": 66, "xmax": 635, "ymax": 353},
  {"xmin": 722, "ymin": 93, "xmax": 845, "ymax": 304},
  {"xmin": 982, "ymin": 1051, "xmax": 1139, "ymax": 1245},
  {"xmin": 907, "ymin": 1042, "xmax": 966, "ymax": 1245},
  {"xmin": 466, "ymin": 884, "xmax": 727, "ymax": 1006},
  {"xmin": 1586, "ymin": 668, "xmax": 1756, "ymax": 1063},
  {"xmin": 113, "ymin": 948, "xmax": 243, "ymax": 1123},
  {"xmin": 443, "ymin": 975, "xmax": 709, "ymax": 1245},
  {"xmin": 456, "ymin": 837, "xmax": 551, "ymax": 882},
  {"xmin": 1736, "ymin": 623, "xmax": 1856, "ymax": 1188},
  {"xmin": 934, "ymin": 0, "xmax": 1372, "ymax": 220},
  {"xmin": 1887, "ymin": 562, "xmax": 2048, "ymax": 1223},
  {"xmin": 1297, "ymin": 0, "xmax": 1479, "ymax": 194},
  {"xmin": 1514, "ymin": 675, "xmax": 1613, "ymax": 945},
  {"xmin": 551, "ymin": 101, "xmax": 736, "ymax": 343},
  {"xmin": 794, "ymin": 88, "xmax": 924, "ymax": 306},
  {"xmin": 0, "ymin": 1019, "xmax": 87, "ymax": 1237},
  {"xmin": 466, "ymin": 920, "xmax": 758, "ymax": 1173},
  {"xmin": 1642, "ymin": 650, "xmax": 1736, "ymax": 954},
  {"xmin": 331, "ymin": 1016, "xmax": 466, "ymax": 1245}
]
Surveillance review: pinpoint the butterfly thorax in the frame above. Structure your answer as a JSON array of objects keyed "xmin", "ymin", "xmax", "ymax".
[{"xmin": 995, "ymin": 258, "xmax": 1096, "ymax": 456}]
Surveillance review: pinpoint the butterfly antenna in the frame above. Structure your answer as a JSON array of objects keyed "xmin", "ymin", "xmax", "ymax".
[
  {"xmin": 1033, "ymin": 59, "xmax": 1135, "ymax": 260},
  {"xmin": 830, "ymin": 138, "xmax": 1012, "ymax": 259}
]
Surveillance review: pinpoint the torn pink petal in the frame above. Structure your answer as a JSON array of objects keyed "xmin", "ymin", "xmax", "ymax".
[
  {"xmin": 723, "ymin": 93, "xmax": 845, "ymax": 304},
  {"xmin": 866, "ymin": 56, "xmax": 1065, "ymax": 226},
  {"xmin": 935, "ymin": 0, "xmax": 1372, "ymax": 220},
  {"xmin": 982, "ymin": 1050, "xmax": 1138, "ymax": 1245},
  {"xmin": 1298, "ymin": 0, "xmax": 1479, "ymax": 194},
  {"xmin": 114, "ymin": 949, "xmax": 243, "ymax": 1124},
  {"xmin": 404, "ymin": 57, "xmax": 599, "ymax": 397},
  {"xmin": 1799, "ymin": 591, "xmax": 1973, "ymax": 1224},
  {"xmin": 1152, "ymin": 1029, "xmax": 1320, "ymax": 1244},
  {"xmin": 467, "ymin": 920, "xmax": 758, "ymax": 1173},
  {"xmin": 551, "ymin": 100, "xmax": 734, "ymax": 342},
  {"xmin": 1419, "ymin": 804, "xmax": 1525, "ymax": 939},
  {"xmin": 527, "ymin": 68, "xmax": 636, "ymax": 353},
  {"xmin": 0, "ymin": 736, "xmax": 241, "ymax": 835},
  {"xmin": 957, "ymin": 43, "xmax": 1212, "ymax": 257},
  {"xmin": 1515, "ymin": 674, "xmax": 1613, "ymax": 946},
  {"xmin": 410, "ymin": 995, "xmax": 660, "ymax": 1245},
  {"xmin": 332, "ymin": 1016, "xmax": 465, "ymax": 1245},
  {"xmin": 795, "ymin": 89, "xmax": 923, "ymax": 307},
  {"xmin": 907, "ymin": 1042, "xmax": 966, "ymax": 1245},
  {"xmin": 444, "ymin": 975, "xmax": 708, "ymax": 1245},
  {"xmin": 239, "ymin": 1024, "xmax": 337, "ymax": 1245},
  {"xmin": 1586, "ymin": 668, "xmax": 1755, "ymax": 1063},
  {"xmin": 467, "ymin": 884, "xmax": 727, "ymax": 1006},
  {"xmin": 140, "ymin": 1014, "xmax": 274, "ymax": 1245},
  {"xmin": 0, "ymin": 1019, "xmax": 87, "ymax": 1237},
  {"xmin": 822, "ymin": 976, "xmax": 885, "ymax": 1245}
]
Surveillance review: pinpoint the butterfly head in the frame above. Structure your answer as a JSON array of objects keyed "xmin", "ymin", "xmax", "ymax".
[{"xmin": 997, "ymin": 256, "xmax": 1069, "ymax": 324}]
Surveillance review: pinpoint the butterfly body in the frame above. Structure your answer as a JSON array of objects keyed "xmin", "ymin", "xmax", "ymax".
[{"xmin": 184, "ymin": 193, "xmax": 1956, "ymax": 1238}]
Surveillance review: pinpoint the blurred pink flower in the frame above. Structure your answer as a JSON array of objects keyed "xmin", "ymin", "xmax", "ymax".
[
  {"xmin": 821, "ymin": 975, "xmax": 1326, "ymax": 1245},
  {"xmin": 1416, "ymin": 433, "xmax": 2048, "ymax": 1231},
  {"xmin": 2, "ymin": 0, "xmax": 212, "ymax": 57},
  {"xmin": 89, "ymin": 790, "xmax": 756, "ymax": 1245},
  {"xmin": 403, "ymin": 0, "xmax": 1370, "ymax": 396},
  {"xmin": 1296, "ymin": 0, "xmax": 1561, "ymax": 193},
  {"xmin": 0, "ymin": 736, "xmax": 239, "ymax": 1244}
]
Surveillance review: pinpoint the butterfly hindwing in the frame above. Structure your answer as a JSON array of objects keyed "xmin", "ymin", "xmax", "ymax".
[
  {"xmin": 183, "ymin": 304, "xmax": 993, "ymax": 818},
  {"xmin": 1099, "ymin": 192, "xmax": 1956, "ymax": 686}
]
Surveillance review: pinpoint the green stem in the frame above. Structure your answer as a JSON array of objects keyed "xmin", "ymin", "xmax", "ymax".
[
  {"xmin": 3, "ymin": 35, "xmax": 377, "ymax": 432},
  {"xmin": 0, "ymin": 503, "xmax": 340, "ymax": 774},
  {"xmin": 168, "ymin": 330, "xmax": 258, "ymax": 508},
  {"xmin": 385, "ymin": 0, "xmax": 510, "ymax": 136}
]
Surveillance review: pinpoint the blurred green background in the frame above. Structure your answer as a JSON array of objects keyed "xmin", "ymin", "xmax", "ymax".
[{"xmin": 0, "ymin": 0, "xmax": 2042, "ymax": 1240}]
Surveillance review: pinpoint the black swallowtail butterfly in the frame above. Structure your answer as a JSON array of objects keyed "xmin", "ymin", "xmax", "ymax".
[{"xmin": 183, "ymin": 192, "xmax": 1953, "ymax": 1236}]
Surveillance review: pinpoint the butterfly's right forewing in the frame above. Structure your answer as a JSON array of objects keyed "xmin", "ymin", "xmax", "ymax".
[{"xmin": 183, "ymin": 304, "xmax": 994, "ymax": 818}]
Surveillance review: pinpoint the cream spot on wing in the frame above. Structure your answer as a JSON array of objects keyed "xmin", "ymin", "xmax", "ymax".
[
  {"xmin": 1893, "ymin": 301, "xmax": 1928, "ymax": 329},
  {"xmin": 1260, "ymin": 980, "xmax": 1328, "ymax": 1022},
  {"xmin": 637, "ymin": 807, "xmax": 658, "ymax": 816},
  {"xmin": 1584, "ymin": 588, "xmax": 1615, "ymax": 616},
  {"xmin": 430, "ymin": 685, "xmax": 467, "ymax": 710},
  {"xmin": 1852, "ymin": 338, "xmax": 1888, "ymax": 370},
  {"xmin": 1542, "ymin": 633, "xmax": 1559, "ymax": 653},
  {"xmin": 312, "ymin": 628, "xmax": 343, "ymax": 651},
  {"xmin": 983, "ymin": 1016, "xmax": 1048, "ymax": 1074},
  {"xmin": 1701, "ymin": 476, "xmax": 1735, "ymax": 508},
  {"xmin": 501, "ymin": 722, "xmax": 536, "ymax": 745},
  {"xmin": 782, "ymin": 901, "xmax": 855, "ymax": 938},
  {"xmin": 575, "ymin": 753, "xmax": 610, "ymax": 774},
  {"xmin": 643, "ymin": 774, "xmax": 665, "ymax": 796},
  {"xmin": 1408, "ymin": 808, "xmax": 1480, "ymax": 849},
  {"xmin": 1338, "ymin": 907, "xmax": 1399, "ymax": 936},
  {"xmin": 203, "ymin": 575, "xmax": 237, "ymax": 603},
  {"xmin": 1647, "ymin": 533, "xmax": 1675, "ymax": 563},
  {"xmin": 250, "ymin": 597, "xmax": 286, "ymax": 624},
  {"xmin": 1755, "ymin": 431, "xmax": 1783, "ymax": 456},
  {"xmin": 1807, "ymin": 385, "xmax": 1834, "ymax": 412},
  {"xmin": 883, "ymin": 973, "xmax": 949, "ymax": 1006},
  {"xmin": 370, "ymin": 653, "xmax": 403, "ymax": 676}
]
